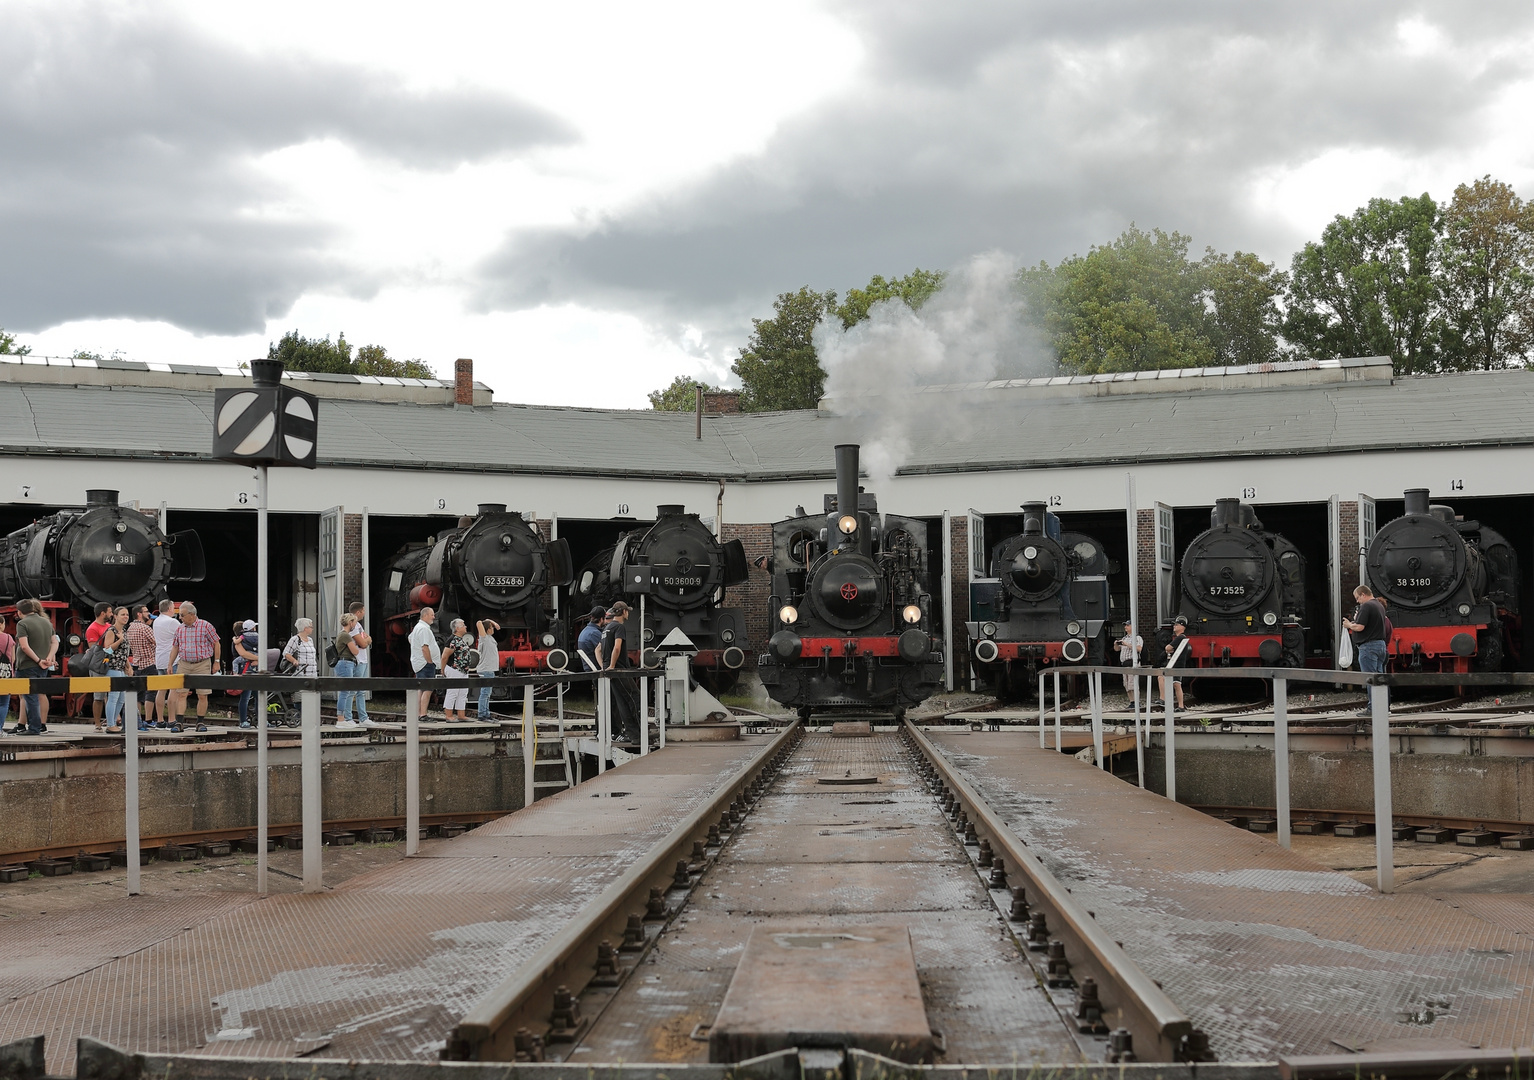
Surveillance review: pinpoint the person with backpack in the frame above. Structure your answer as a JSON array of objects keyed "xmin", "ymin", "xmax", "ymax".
[{"xmin": 231, "ymin": 620, "xmax": 261, "ymax": 728}]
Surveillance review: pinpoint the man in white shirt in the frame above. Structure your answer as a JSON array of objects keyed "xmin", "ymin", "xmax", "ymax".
[
  {"xmin": 348, "ymin": 602, "xmax": 372, "ymax": 724},
  {"xmin": 1116, "ymin": 619, "xmax": 1144, "ymax": 703},
  {"xmin": 408, "ymin": 607, "xmax": 440, "ymax": 718},
  {"xmin": 151, "ymin": 599, "xmax": 180, "ymax": 728}
]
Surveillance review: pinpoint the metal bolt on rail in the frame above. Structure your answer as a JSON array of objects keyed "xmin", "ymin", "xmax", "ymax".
[
  {"xmin": 591, "ymin": 940, "xmax": 622, "ymax": 988},
  {"xmin": 672, "ymin": 860, "xmax": 692, "ymax": 889},
  {"xmin": 1008, "ymin": 887, "xmax": 1030, "ymax": 921},
  {"xmin": 546, "ymin": 985, "xmax": 584, "ymax": 1042},
  {"xmin": 688, "ymin": 840, "xmax": 707, "ymax": 871},
  {"xmin": 513, "ymin": 1027, "xmax": 545, "ymax": 1063},
  {"xmin": 644, "ymin": 886, "xmax": 669, "ymax": 920},
  {"xmin": 976, "ymin": 838, "xmax": 994, "ymax": 867},
  {"xmin": 620, "ymin": 913, "xmax": 646, "ymax": 951},
  {"xmin": 707, "ymin": 823, "xmax": 721, "ymax": 845},
  {"xmin": 988, "ymin": 859, "xmax": 1008, "ymax": 890},
  {"xmin": 1075, "ymin": 977, "xmax": 1108, "ymax": 1033},
  {"xmin": 1180, "ymin": 1030, "xmax": 1215, "ymax": 1062},
  {"xmin": 964, "ymin": 820, "xmax": 979, "ymax": 844},
  {"xmin": 1027, "ymin": 911, "xmax": 1050, "ymax": 950},
  {"xmin": 1106, "ymin": 1028, "xmax": 1136, "ymax": 1063},
  {"xmin": 1046, "ymin": 941, "xmax": 1074, "ymax": 987}
]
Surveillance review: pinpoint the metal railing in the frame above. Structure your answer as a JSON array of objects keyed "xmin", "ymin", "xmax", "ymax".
[
  {"xmin": 1028, "ymin": 665, "xmax": 1534, "ymax": 895},
  {"xmin": 0, "ymin": 667, "xmax": 679, "ymax": 897}
]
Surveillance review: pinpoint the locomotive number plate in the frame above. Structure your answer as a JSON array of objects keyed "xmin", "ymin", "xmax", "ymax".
[
  {"xmin": 1396, "ymin": 577, "xmax": 1432, "ymax": 587},
  {"xmin": 662, "ymin": 576, "xmax": 703, "ymax": 587},
  {"xmin": 101, "ymin": 554, "xmax": 138, "ymax": 565},
  {"xmin": 483, "ymin": 575, "xmax": 526, "ymax": 587},
  {"xmin": 1208, "ymin": 586, "xmax": 1246, "ymax": 595}
]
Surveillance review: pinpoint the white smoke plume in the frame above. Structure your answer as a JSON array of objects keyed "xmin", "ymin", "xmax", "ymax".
[{"xmin": 815, "ymin": 251, "xmax": 1053, "ymax": 490}]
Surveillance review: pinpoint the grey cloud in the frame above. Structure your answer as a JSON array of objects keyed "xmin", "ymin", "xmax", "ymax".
[
  {"xmin": 476, "ymin": 0, "xmax": 1534, "ymax": 348},
  {"xmin": 0, "ymin": 7, "xmax": 573, "ymax": 334}
]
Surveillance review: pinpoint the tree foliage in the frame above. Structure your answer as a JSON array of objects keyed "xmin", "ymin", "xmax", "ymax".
[
  {"xmin": 1283, "ymin": 194, "xmax": 1442, "ymax": 375},
  {"xmin": 730, "ymin": 287, "xmax": 837, "ymax": 412},
  {"xmin": 833, "ymin": 268, "xmax": 947, "ymax": 329},
  {"xmin": 0, "ymin": 328, "xmax": 29, "ymax": 356},
  {"xmin": 1438, "ymin": 176, "xmax": 1534, "ymax": 370},
  {"xmin": 1019, "ymin": 227, "xmax": 1284, "ymax": 374},
  {"xmin": 647, "ymin": 374, "xmax": 723, "ymax": 411},
  {"xmin": 267, "ymin": 331, "xmax": 435, "ymax": 379}
]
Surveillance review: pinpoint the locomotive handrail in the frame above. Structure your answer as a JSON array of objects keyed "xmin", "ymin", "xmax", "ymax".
[
  {"xmin": 0, "ymin": 667, "xmax": 652, "ymax": 697},
  {"xmin": 1027, "ymin": 664, "xmax": 1534, "ymax": 689}
]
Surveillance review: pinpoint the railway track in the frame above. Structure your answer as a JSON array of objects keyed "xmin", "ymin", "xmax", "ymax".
[{"xmin": 444, "ymin": 720, "xmax": 1201, "ymax": 1066}]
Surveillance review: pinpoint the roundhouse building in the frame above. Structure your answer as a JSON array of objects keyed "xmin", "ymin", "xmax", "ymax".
[{"xmin": 3, "ymin": 352, "xmax": 1532, "ymax": 686}]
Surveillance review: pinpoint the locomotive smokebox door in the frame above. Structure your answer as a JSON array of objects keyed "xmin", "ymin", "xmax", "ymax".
[{"xmin": 212, "ymin": 359, "xmax": 319, "ymax": 468}]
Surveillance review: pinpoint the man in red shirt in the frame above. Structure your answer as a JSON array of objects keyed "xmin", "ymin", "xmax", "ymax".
[
  {"xmin": 85, "ymin": 602, "xmax": 112, "ymax": 723},
  {"xmin": 167, "ymin": 601, "xmax": 221, "ymax": 728}
]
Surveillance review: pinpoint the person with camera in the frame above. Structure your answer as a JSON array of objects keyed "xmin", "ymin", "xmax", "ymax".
[{"xmin": 474, "ymin": 619, "xmax": 500, "ymax": 720}]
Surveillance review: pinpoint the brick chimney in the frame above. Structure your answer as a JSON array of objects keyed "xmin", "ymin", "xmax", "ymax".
[
  {"xmin": 702, "ymin": 390, "xmax": 741, "ymax": 414},
  {"xmin": 454, "ymin": 358, "xmax": 474, "ymax": 406}
]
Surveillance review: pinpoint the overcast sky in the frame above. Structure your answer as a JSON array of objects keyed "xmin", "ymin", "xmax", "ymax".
[{"xmin": 4, "ymin": 1, "xmax": 1532, "ymax": 406}]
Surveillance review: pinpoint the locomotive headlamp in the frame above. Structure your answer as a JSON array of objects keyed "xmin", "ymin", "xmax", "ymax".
[
  {"xmin": 642, "ymin": 627, "xmax": 654, "ymax": 642},
  {"xmin": 541, "ymin": 632, "xmax": 556, "ymax": 647},
  {"xmin": 1023, "ymin": 546, "xmax": 1038, "ymax": 560},
  {"xmin": 1458, "ymin": 603, "xmax": 1471, "ymax": 616},
  {"xmin": 1066, "ymin": 620, "xmax": 1082, "ymax": 637},
  {"xmin": 837, "ymin": 515, "xmax": 858, "ymax": 535},
  {"xmin": 1262, "ymin": 612, "xmax": 1278, "ymax": 626},
  {"xmin": 721, "ymin": 628, "xmax": 736, "ymax": 643},
  {"xmin": 902, "ymin": 604, "xmax": 922, "ymax": 624},
  {"xmin": 68, "ymin": 634, "xmax": 81, "ymax": 646},
  {"xmin": 115, "ymin": 522, "xmax": 127, "ymax": 533},
  {"xmin": 981, "ymin": 621, "xmax": 997, "ymax": 637},
  {"xmin": 779, "ymin": 604, "xmax": 799, "ymax": 625}
]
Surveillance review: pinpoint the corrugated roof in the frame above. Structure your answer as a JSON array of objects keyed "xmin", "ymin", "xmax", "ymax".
[{"xmin": 0, "ymin": 366, "xmax": 1530, "ymax": 480}]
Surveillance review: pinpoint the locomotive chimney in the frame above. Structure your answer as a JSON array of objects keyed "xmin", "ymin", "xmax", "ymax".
[
  {"xmin": 250, "ymin": 358, "xmax": 284, "ymax": 387},
  {"xmin": 1020, "ymin": 501, "xmax": 1047, "ymax": 535},
  {"xmin": 834, "ymin": 444, "xmax": 860, "ymax": 518},
  {"xmin": 477, "ymin": 503, "xmax": 507, "ymax": 516},
  {"xmin": 1211, "ymin": 498, "xmax": 1242, "ymax": 529},
  {"xmin": 657, "ymin": 504, "xmax": 685, "ymax": 517},
  {"xmin": 86, "ymin": 489, "xmax": 118, "ymax": 508},
  {"xmin": 1404, "ymin": 488, "xmax": 1431, "ymax": 515}
]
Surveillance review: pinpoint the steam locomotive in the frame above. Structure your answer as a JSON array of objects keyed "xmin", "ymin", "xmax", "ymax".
[
  {"xmin": 1175, "ymin": 498, "xmax": 1307, "ymax": 667},
  {"xmin": 380, "ymin": 504, "xmax": 573, "ymax": 675},
  {"xmin": 1365, "ymin": 489, "xmax": 1520, "ymax": 672},
  {"xmin": 759, "ymin": 444, "xmax": 942, "ymax": 719},
  {"xmin": 966, "ymin": 503, "xmax": 1111, "ymax": 695},
  {"xmin": 569, "ymin": 506, "xmax": 750, "ymax": 687},
  {"xmin": 0, "ymin": 488, "xmax": 205, "ymax": 663}
]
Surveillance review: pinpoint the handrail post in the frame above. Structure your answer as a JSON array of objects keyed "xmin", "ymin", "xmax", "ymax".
[
  {"xmin": 1164, "ymin": 669, "xmax": 1176, "ymax": 802},
  {"xmin": 1052, "ymin": 669, "xmax": 1062, "ymax": 752},
  {"xmin": 597, "ymin": 676, "xmax": 609, "ymax": 774},
  {"xmin": 1135, "ymin": 674, "xmax": 1146, "ymax": 788},
  {"xmin": 1274, "ymin": 676, "xmax": 1290, "ymax": 849},
  {"xmin": 300, "ymin": 688, "xmax": 322, "ymax": 892},
  {"xmin": 656, "ymin": 675, "xmax": 666, "ymax": 749},
  {"xmin": 1037, "ymin": 671, "xmax": 1045, "ymax": 748},
  {"xmin": 124, "ymin": 688, "xmax": 140, "ymax": 896},
  {"xmin": 1091, "ymin": 670, "xmax": 1104, "ymax": 769},
  {"xmin": 405, "ymin": 688, "xmax": 420, "ymax": 855},
  {"xmin": 1372, "ymin": 681, "xmax": 1393, "ymax": 893},
  {"xmin": 523, "ymin": 682, "xmax": 535, "ymax": 808},
  {"xmin": 639, "ymin": 673, "xmax": 649, "ymax": 756}
]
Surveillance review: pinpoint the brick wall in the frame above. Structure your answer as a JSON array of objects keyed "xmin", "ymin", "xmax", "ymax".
[
  {"xmin": 949, "ymin": 515, "xmax": 970, "ymax": 689},
  {"xmin": 1136, "ymin": 508, "xmax": 1158, "ymax": 628},
  {"xmin": 723, "ymin": 522, "xmax": 773, "ymax": 654},
  {"xmin": 1339, "ymin": 500, "xmax": 1360, "ymax": 599},
  {"xmin": 343, "ymin": 513, "xmax": 363, "ymax": 609}
]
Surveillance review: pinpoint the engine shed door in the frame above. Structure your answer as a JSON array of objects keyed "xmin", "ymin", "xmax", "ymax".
[
  {"xmin": 1358, "ymin": 494, "xmax": 1377, "ymax": 592},
  {"xmin": 319, "ymin": 505, "xmax": 344, "ymax": 674},
  {"xmin": 1154, "ymin": 502, "xmax": 1175, "ymax": 626},
  {"xmin": 1327, "ymin": 494, "xmax": 1341, "ymax": 651},
  {"xmin": 967, "ymin": 508, "xmax": 985, "ymax": 690}
]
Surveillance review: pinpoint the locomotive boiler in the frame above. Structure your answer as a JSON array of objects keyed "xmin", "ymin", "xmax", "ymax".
[
  {"xmin": 1175, "ymin": 498, "xmax": 1307, "ymax": 667},
  {"xmin": 381, "ymin": 504, "xmax": 573, "ymax": 674},
  {"xmin": 568, "ymin": 506, "xmax": 750, "ymax": 688},
  {"xmin": 759, "ymin": 443, "xmax": 942, "ymax": 719},
  {"xmin": 1365, "ymin": 489, "xmax": 1519, "ymax": 672},
  {"xmin": 966, "ymin": 504, "xmax": 1111, "ymax": 695},
  {"xmin": 0, "ymin": 489, "xmax": 205, "ymax": 658}
]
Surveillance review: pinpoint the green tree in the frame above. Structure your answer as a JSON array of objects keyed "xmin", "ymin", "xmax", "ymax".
[
  {"xmin": 833, "ymin": 268, "xmax": 947, "ymax": 328},
  {"xmin": 1019, "ymin": 226, "xmax": 1218, "ymax": 374},
  {"xmin": 0, "ymin": 328, "xmax": 30, "ymax": 356},
  {"xmin": 268, "ymin": 331, "xmax": 434, "ymax": 378},
  {"xmin": 1283, "ymin": 194, "xmax": 1442, "ymax": 375},
  {"xmin": 730, "ymin": 286, "xmax": 837, "ymax": 411},
  {"xmin": 1202, "ymin": 250, "xmax": 1286, "ymax": 366},
  {"xmin": 1438, "ymin": 176, "xmax": 1534, "ymax": 371},
  {"xmin": 647, "ymin": 374, "xmax": 723, "ymax": 411}
]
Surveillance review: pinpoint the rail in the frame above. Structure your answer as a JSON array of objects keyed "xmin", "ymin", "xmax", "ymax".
[
  {"xmin": 903, "ymin": 720, "xmax": 1199, "ymax": 1063},
  {"xmin": 443, "ymin": 721, "xmax": 802, "ymax": 1061}
]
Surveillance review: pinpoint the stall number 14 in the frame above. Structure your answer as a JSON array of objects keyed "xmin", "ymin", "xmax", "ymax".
[{"xmin": 1450, "ymin": 480, "xmax": 1465, "ymax": 491}]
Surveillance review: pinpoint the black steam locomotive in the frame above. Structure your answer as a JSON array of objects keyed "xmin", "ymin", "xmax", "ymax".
[
  {"xmin": 569, "ymin": 506, "xmax": 750, "ymax": 688},
  {"xmin": 0, "ymin": 488, "xmax": 205, "ymax": 665},
  {"xmin": 966, "ymin": 503, "xmax": 1111, "ymax": 695},
  {"xmin": 380, "ymin": 504, "xmax": 573, "ymax": 675},
  {"xmin": 1176, "ymin": 498, "xmax": 1306, "ymax": 667},
  {"xmin": 1365, "ymin": 489, "xmax": 1520, "ymax": 672},
  {"xmin": 760, "ymin": 444, "xmax": 942, "ymax": 719}
]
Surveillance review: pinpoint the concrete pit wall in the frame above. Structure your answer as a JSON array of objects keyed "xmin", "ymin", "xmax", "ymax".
[
  {"xmin": 1140, "ymin": 734, "xmax": 1534, "ymax": 823},
  {"xmin": 0, "ymin": 741, "xmax": 526, "ymax": 855}
]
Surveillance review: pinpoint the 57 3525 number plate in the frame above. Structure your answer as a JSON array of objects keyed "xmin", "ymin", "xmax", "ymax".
[{"xmin": 1208, "ymin": 586, "xmax": 1246, "ymax": 595}]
